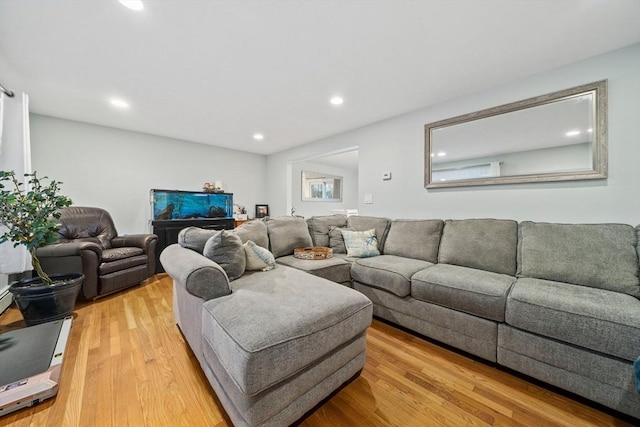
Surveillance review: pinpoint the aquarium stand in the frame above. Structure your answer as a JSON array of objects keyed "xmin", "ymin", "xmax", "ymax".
[{"xmin": 152, "ymin": 218, "xmax": 235, "ymax": 273}]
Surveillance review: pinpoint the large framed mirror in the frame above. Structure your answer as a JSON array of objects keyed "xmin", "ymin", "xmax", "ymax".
[
  {"xmin": 424, "ymin": 80, "xmax": 607, "ymax": 188},
  {"xmin": 301, "ymin": 170, "xmax": 343, "ymax": 202}
]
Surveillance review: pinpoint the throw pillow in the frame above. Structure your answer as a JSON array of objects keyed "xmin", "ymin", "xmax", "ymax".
[
  {"xmin": 341, "ymin": 228, "xmax": 380, "ymax": 258},
  {"xmin": 203, "ymin": 230, "xmax": 246, "ymax": 280},
  {"xmin": 234, "ymin": 220, "xmax": 269, "ymax": 249},
  {"xmin": 244, "ymin": 240, "xmax": 276, "ymax": 271},
  {"xmin": 307, "ymin": 214, "xmax": 348, "ymax": 247},
  {"xmin": 328, "ymin": 226, "xmax": 352, "ymax": 254},
  {"xmin": 178, "ymin": 226, "xmax": 219, "ymax": 253},
  {"xmin": 265, "ymin": 216, "xmax": 313, "ymax": 258}
]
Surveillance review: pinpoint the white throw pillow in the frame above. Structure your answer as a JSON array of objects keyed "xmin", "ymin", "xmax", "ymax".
[
  {"xmin": 244, "ymin": 240, "xmax": 276, "ymax": 271},
  {"xmin": 340, "ymin": 229, "xmax": 380, "ymax": 258}
]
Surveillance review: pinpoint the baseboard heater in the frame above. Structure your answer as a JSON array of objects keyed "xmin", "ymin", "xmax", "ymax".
[{"xmin": 0, "ymin": 285, "xmax": 12, "ymax": 315}]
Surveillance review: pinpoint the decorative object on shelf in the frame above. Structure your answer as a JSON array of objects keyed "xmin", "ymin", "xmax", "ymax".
[
  {"xmin": 202, "ymin": 181, "xmax": 225, "ymax": 193},
  {"xmin": 0, "ymin": 170, "xmax": 83, "ymax": 325},
  {"xmin": 255, "ymin": 204, "xmax": 269, "ymax": 219},
  {"xmin": 233, "ymin": 204, "xmax": 248, "ymax": 220},
  {"xmin": 294, "ymin": 246, "xmax": 334, "ymax": 260}
]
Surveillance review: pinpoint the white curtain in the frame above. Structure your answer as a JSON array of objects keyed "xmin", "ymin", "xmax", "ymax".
[{"xmin": 0, "ymin": 91, "xmax": 33, "ymax": 274}]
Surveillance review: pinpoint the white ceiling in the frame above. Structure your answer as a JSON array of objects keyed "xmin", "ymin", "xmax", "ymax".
[{"xmin": 1, "ymin": 1, "xmax": 639, "ymax": 156}]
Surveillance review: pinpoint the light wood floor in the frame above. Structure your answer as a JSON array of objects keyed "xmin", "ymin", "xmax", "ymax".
[{"xmin": 0, "ymin": 274, "xmax": 636, "ymax": 427}]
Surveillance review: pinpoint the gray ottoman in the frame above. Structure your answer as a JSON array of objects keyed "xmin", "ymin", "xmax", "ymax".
[{"xmin": 200, "ymin": 266, "xmax": 373, "ymax": 427}]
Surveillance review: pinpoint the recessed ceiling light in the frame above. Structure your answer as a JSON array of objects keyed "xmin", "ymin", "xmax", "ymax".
[
  {"xmin": 587, "ymin": 128, "xmax": 593, "ymax": 133},
  {"xmin": 330, "ymin": 96, "xmax": 344, "ymax": 106},
  {"xmin": 119, "ymin": 0, "xmax": 144, "ymax": 11},
  {"xmin": 437, "ymin": 152, "xmax": 446, "ymax": 157},
  {"xmin": 110, "ymin": 98, "xmax": 130, "ymax": 109},
  {"xmin": 253, "ymin": 133, "xmax": 264, "ymax": 141},
  {"xmin": 565, "ymin": 130, "xmax": 580, "ymax": 137}
]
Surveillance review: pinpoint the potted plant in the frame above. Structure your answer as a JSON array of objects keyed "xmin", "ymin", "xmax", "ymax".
[{"xmin": 0, "ymin": 170, "xmax": 83, "ymax": 325}]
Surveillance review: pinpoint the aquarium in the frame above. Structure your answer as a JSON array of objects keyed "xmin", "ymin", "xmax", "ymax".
[{"xmin": 150, "ymin": 189, "xmax": 233, "ymax": 221}]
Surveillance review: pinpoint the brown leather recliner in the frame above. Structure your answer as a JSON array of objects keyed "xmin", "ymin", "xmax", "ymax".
[{"xmin": 37, "ymin": 206, "xmax": 158, "ymax": 300}]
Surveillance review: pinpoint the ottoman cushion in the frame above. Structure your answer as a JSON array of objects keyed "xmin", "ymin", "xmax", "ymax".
[{"xmin": 201, "ymin": 265, "xmax": 373, "ymax": 396}]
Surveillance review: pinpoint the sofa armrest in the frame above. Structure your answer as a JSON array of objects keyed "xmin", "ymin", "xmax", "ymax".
[
  {"xmin": 112, "ymin": 234, "xmax": 158, "ymax": 275},
  {"xmin": 112, "ymin": 234, "xmax": 157, "ymax": 251},
  {"xmin": 37, "ymin": 241, "xmax": 102, "ymax": 258},
  {"xmin": 36, "ymin": 241, "xmax": 102, "ymax": 299},
  {"xmin": 160, "ymin": 244, "xmax": 231, "ymax": 300}
]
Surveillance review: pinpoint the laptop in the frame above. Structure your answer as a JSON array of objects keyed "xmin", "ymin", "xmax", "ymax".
[{"xmin": 0, "ymin": 317, "xmax": 72, "ymax": 416}]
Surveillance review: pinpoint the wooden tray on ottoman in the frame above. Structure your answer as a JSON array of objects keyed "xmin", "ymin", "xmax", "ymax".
[{"xmin": 294, "ymin": 246, "xmax": 334, "ymax": 260}]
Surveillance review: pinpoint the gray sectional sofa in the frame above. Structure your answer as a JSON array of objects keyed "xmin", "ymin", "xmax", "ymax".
[
  {"xmin": 160, "ymin": 219, "xmax": 373, "ymax": 427},
  {"xmin": 161, "ymin": 214, "xmax": 640, "ymax": 422}
]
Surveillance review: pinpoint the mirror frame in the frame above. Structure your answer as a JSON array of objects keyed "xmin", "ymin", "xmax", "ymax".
[
  {"xmin": 301, "ymin": 170, "xmax": 343, "ymax": 202},
  {"xmin": 424, "ymin": 80, "xmax": 607, "ymax": 188}
]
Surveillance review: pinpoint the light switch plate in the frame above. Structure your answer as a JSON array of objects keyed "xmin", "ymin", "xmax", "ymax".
[
  {"xmin": 364, "ymin": 194, "xmax": 373, "ymax": 204},
  {"xmin": 382, "ymin": 172, "xmax": 391, "ymax": 180}
]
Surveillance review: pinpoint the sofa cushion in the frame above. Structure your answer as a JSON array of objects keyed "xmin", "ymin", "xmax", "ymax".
[
  {"xmin": 506, "ymin": 278, "xmax": 640, "ymax": 361},
  {"xmin": 351, "ymin": 255, "xmax": 433, "ymax": 297},
  {"xmin": 341, "ymin": 229, "xmax": 380, "ymax": 258},
  {"xmin": 328, "ymin": 226, "xmax": 352, "ymax": 253},
  {"xmin": 202, "ymin": 265, "xmax": 372, "ymax": 396},
  {"xmin": 244, "ymin": 240, "xmax": 276, "ymax": 271},
  {"xmin": 347, "ymin": 216, "xmax": 391, "ymax": 252},
  {"xmin": 276, "ymin": 255, "xmax": 351, "ymax": 283},
  {"xmin": 265, "ymin": 216, "xmax": 313, "ymax": 258},
  {"xmin": 518, "ymin": 222, "xmax": 640, "ymax": 297},
  {"xmin": 383, "ymin": 219, "xmax": 443, "ymax": 262},
  {"xmin": 438, "ymin": 219, "xmax": 518, "ymax": 276},
  {"xmin": 101, "ymin": 246, "xmax": 144, "ymax": 262},
  {"xmin": 99, "ymin": 253, "xmax": 147, "ymax": 275},
  {"xmin": 411, "ymin": 264, "xmax": 515, "ymax": 322},
  {"xmin": 307, "ymin": 214, "xmax": 348, "ymax": 247},
  {"xmin": 178, "ymin": 226, "xmax": 218, "ymax": 253},
  {"xmin": 234, "ymin": 220, "xmax": 269, "ymax": 249},
  {"xmin": 203, "ymin": 231, "xmax": 246, "ymax": 281}
]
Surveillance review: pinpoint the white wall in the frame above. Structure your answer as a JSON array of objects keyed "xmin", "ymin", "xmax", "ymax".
[
  {"xmin": 30, "ymin": 115, "xmax": 267, "ymax": 234},
  {"xmin": 267, "ymin": 44, "xmax": 640, "ymax": 225},
  {"xmin": 291, "ymin": 160, "xmax": 358, "ymax": 218}
]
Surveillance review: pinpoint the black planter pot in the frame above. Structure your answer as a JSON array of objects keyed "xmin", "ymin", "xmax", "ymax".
[{"xmin": 9, "ymin": 273, "xmax": 84, "ymax": 326}]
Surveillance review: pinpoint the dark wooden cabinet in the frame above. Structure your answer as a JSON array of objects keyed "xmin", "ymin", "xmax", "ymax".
[{"xmin": 152, "ymin": 218, "xmax": 235, "ymax": 273}]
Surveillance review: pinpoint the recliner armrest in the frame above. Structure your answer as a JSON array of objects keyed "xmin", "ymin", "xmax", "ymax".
[
  {"xmin": 36, "ymin": 241, "xmax": 102, "ymax": 258},
  {"xmin": 111, "ymin": 234, "xmax": 157, "ymax": 251}
]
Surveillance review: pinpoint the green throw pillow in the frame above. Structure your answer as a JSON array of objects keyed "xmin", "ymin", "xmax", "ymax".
[
  {"xmin": 244, "ymin": 240, "xmax": 276, "ymax": 271},
  {"xmin": 341, "ymin": 228, "xmax": 380, "ymax": 258}
]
